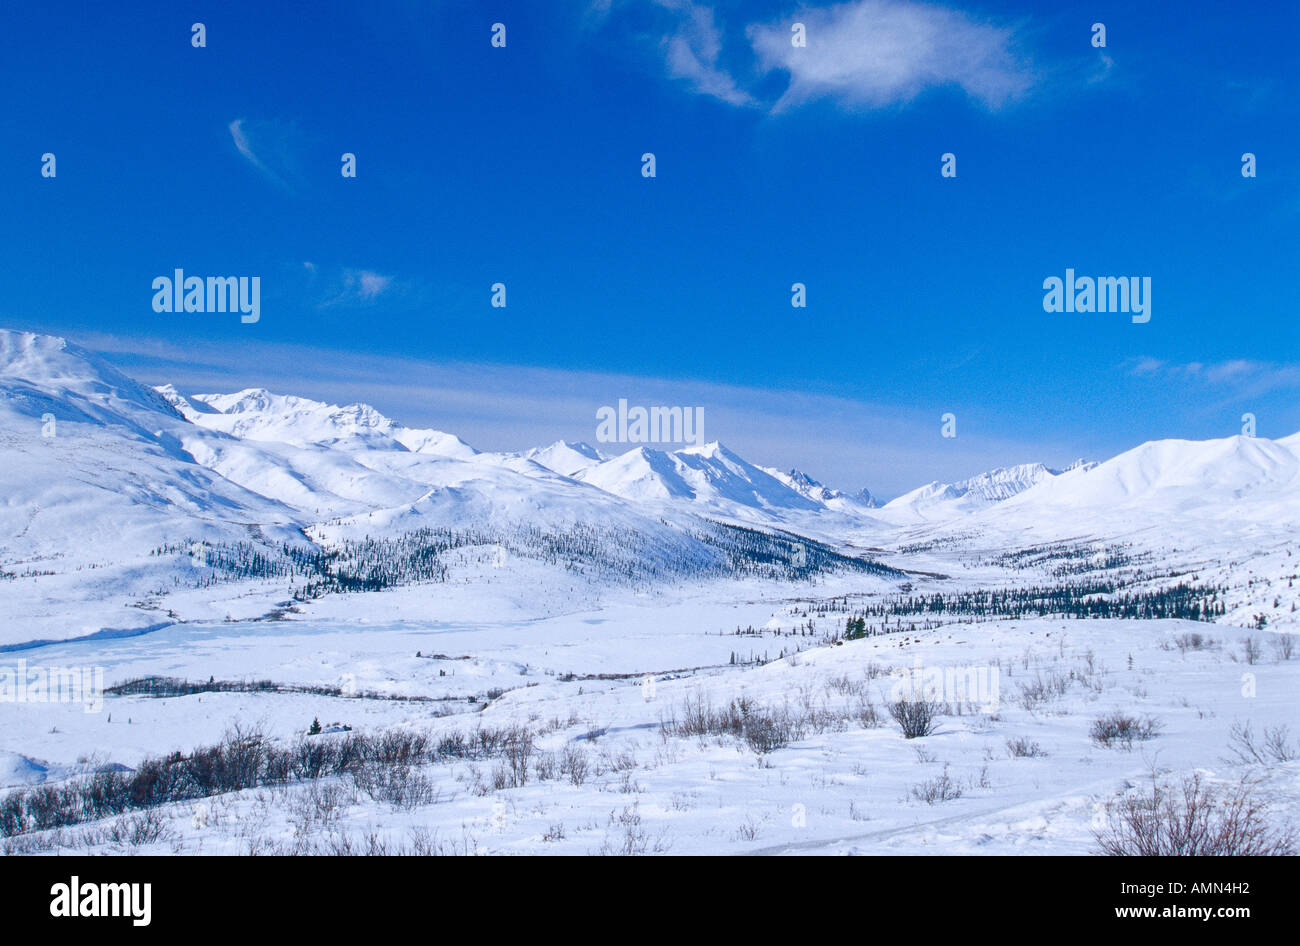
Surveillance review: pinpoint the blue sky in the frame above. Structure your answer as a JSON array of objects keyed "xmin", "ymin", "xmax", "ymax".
[{"xmin": 3, "ymin": 0, "xmax": 1298, "ymax": 497}]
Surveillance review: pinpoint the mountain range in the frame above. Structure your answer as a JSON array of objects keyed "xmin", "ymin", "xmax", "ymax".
[{"xmin": 3, "ymin": 328, "xmax": 1298, "ymax": 644}]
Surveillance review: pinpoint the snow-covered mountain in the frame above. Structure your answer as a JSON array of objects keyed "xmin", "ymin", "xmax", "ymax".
[
  {"xmin": 9, "ymin": 329, "xmax": 1300, "ymax": 542},
  {"xmin": 0, "ymin": 333, "xmax": 313, "ymax": 641},
  {"xmin": 161, "ymin": 386, "xmax": 478, "ymax": 459},
  {"xmin": 764, "ymin": 467, "xmax": 880, "ymax": 511},
  {"xmin": 6, "ymin": 327, "xmax": 1300, "ymax": 647},
  {"xmin": 992, "ymin": 435, "xmax": 1300, "ymax": 528},
  {"xmin": 877, "ymin": 461, "xmax": 1091, "ymax": 523},
  {"xmin": 519, "ymin": 440, "xmax": 606, "ymax": 477},
  {"xmin": 574, "ymin": 441, "xmax": 834, "ymax": 520},
  {"xmin": 0, "ymin": 330, "xmax": 895, "ymax": 645},
  {"xmin": 0, "ymin": 333, "xmax": 302, "ymax": 542}
]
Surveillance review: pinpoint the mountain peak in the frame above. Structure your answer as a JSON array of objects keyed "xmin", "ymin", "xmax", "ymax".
[
  {"xmin": 0, "ymin": 329, "xmax": 181, "ymax": 424},
  {"xmin": 676, "ymin": 440, "xmax": 728, "ymax": 459},
  {"xmin": 522, "ymin": 440, "xmax": 606, "ymax": 476},
  {"xmin": 787, "ymin": 468, "xmax": 820, "ymax": 490}
]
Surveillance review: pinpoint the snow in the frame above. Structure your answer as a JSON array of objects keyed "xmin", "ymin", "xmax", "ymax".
[
  {"xmin": 5, "ymin": 603, "xmax": 1296, "ymax": 855},
  {"xmin": 1002, "ymin": 435, "xmax": 1300, "ymax": 514},
  {"xmin": 1, "ymin": 328, "xmax": 1298, "ymax": 856},
  {"xmin": 176, "ymin": 386, "xmax": 480, "ymax": 460},
  {"xmin": 575, "ymin": 441, "xmax": 835, "ymax": 520},
  {"xmin": 877, "ymin": 462, "xmax": 1084, "ymax": 523},
  {"xmin": 519, "ymin": 441, "xmax": 606, "ymax": 476}
]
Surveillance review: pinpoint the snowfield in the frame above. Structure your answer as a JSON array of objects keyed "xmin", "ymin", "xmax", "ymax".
[
  {"xmin": 1, "ymin": 329, "xmax": 1297, "ymax": 856},
  {"xmin": 4, "ymin": 607, "xmax": 1297, "ymax": 856}
]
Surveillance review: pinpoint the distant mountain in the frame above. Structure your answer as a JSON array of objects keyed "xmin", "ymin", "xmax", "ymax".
[
  {"xmin": 5, "ymin": 327, "xmax": 1300, "ymax": 645},
  {"xmin": 878, "ymin": 462, "xmax": 1092, "ymax": 523},
  {"xmin": 996, "ymin": 436, "xmax": 1300, "ymax": 522},
  {"xmin": 521, "ymin": 440, "xmax": 607, "ymax": 477},
  {"xmin": 575, "ymin": 442, "xmax": 831, "ymax": 519},
  {"xmin": 161, "ymin": 386, "xmax": 478, "ymax": 459},
  {"xmin": 851, "ymin": 488, "xmax": 881, "ymax": 508},
  {"xmin": 764, "ymin": 467, "xmax": 881, "ymax": 511},
  {"xmin": 0, "ymin": 332, "xmax": 305, "ymax": 642},
  {"xmin": 0, "ymin": 330, "xmax": 894, "ymax": 645}
]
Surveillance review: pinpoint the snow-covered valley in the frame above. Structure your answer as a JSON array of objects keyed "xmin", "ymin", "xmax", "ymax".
[{"xmin": 1, "ymin": 329, "xmax": 1297, "ymax": 856}]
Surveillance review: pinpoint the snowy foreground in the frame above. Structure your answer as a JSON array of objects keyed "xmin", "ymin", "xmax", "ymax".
[
  {"xmin": 3, "ymin": 582, "xmax": 1297, "ymax": 855},
  {"xmin": 1, "ymin": 329, "xmax": 1298, "ymax": 855}
]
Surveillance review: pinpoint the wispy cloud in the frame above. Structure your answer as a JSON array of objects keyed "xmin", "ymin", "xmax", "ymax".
[
  {"xmin": 228, "ymin": 118, "xmax": 298, "ymax": 188},
  {"xmin": 602, "ymin": 0, "xmax": 1032, "ymax": 112},
  {"xmin": 1125, "ymin": 357, "xmax": 1300, "ymax": 399},
  {"xmin": 750, "ymin": 0, "xmax": 1032, "ymax": 111},
  {"xmin": 301, "ymin": 263, "xmax": 399, "ymax": 308},
  {"xmin": 67, "ymin": 329, "xmax": 1094, "ymax": 498},
  {"xmin": 331, "ymin": 269, "xmax": 394, "ymax": 305},
  {"xmin": 659, "ymin": 1, "xmax": 755, "ymax": 106}
]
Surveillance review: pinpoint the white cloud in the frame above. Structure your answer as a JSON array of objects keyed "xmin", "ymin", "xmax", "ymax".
[
  {"xmin": 659, "ymin": 1, "xmax": 756, "ymax": 106},
  {"xmin": 1125, "ymin": 356, "xmax": 1300, "ymax": 397},
  {"xmin": 342, "ymin": 269, "xmax": 393, "ymax": 302},
  {"xmin": 69, "ymin": 329, "xmax": 1085, "ymax": 498},
  {"xmin": 227, "ymin": 118, "xmax": 300, "ymax": 188},
  {"xmin": 304, "ymin": 265, "xmax": 398, "ymax": 308},
  {"xmin": 609, "ymin": 0, "xmax": 1033, "ymax": 112},
  {"xmin": 749, "ymin": 0, "xmax": 1032, "ymax": 111}
]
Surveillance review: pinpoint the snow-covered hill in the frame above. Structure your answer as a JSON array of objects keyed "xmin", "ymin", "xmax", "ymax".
[
  {"xmin": 4, "ymin": 329, "xmax": 1300, "ymax": 859},
  {"xmin": 877, "ymin": 462, "xmax": 1090, "ymax": 523},
  {"xmin": 519, "ymin": 440, "xmax": 606, "ymax": 477},
  {"xmin": 574, "ymin": 441, "xmax": 833, "ymax": 519},
  {"xmin": 1004, "ymin": 436, "xmax": 1300, "ymax": 515},
  {"xmin": 0, "ymin": 330, "xmax": 895, "ymax": 646},
  {"xmin": 765, "ymin": 467, "xmax": 881, "ymax": 512},
  {"xmin": 4, "ymin": 327, "xmax": 1300, "ymax": 647},
  {"xmin": 163, "ymin": 386, "xmax": 478, "ymax": 459}
]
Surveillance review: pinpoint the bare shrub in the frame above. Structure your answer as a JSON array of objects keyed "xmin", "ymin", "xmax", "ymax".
[
  {"xmin": 1271, "ymin": 634, "xmax": 1296, "ymax": 661},
  {"xmin": 1006, "ymin": 736, "xmax": 1047, "ymax": 758},
  {"xmin": 498, "ymin": 726, "xmax": 535, "ymax": 789},
  {"xmin": 1227, "ymin": 721, "xmax": 1298, "ymax": 765},
  {"xmin": 911, "ymin": 764, "xmax": 963, "ymax": 804},
  {"xmin": 1096, "ymin": 773, "xmax": 1296, "ymax": 856},
  {"xmin": 888, "ymin": 698, "xmax": 943, "ymax": 739},
  {"xmin": 862, "ymin": 661, "xmax": 889, "ymax": 681},
  {"xmin": 593, "ymin": 803, "xmax": 669, "ymax": 856},
  {"xmin": 1172, "ymin": 632, "xmax": 1215, "ymax": 655},
  {"xmin": 353, "ymin": 763, "xmax": 435, "ymax": 809},
  {"xmin": 660, "ymin": 695, "xmax": 800, "ymax": 754},
  {"xmin": 1018, "ymin": 670, "xmax": 1071, "ymax": 712},
  {"xmin": 603, "ymin": 804, "xmax": 646, "ymax": 855},
  {"xmin": 560, "ymin": 745, "xmax": 589, "ymax": 786},
  {"xmin": 372, "ymin": 730, "xmax": 431, "ymax": 767},
  {"xmin": 1242, "ymin": 637, "xmax": 1263, "ymax": 665},
  {"xmin": 105, "ymin": 809, "xmax": 174, "ymax": 847},
  {"xmin": 533, "ymin": 750, "xmax": 559, "ymax": 782},
  {"xmin": 603, "ymin": 748, "xmax": 638, "ymax": 772},
  {"xmin": 825, "ymin": 674, "xmax": 862, "ymax": 696},
  {"xmin": 853, "ymin": 696, "xmax": 882, "ymax": 728},
  {"xmin": 289, "ymin": 781, "xmax": 354, "ymax": 832},
  {"xmin": 1090, "ymin": 712, "xmax": 1161, "ymax": 749},
  {"xmin": 741, "ymin": 713, "xmax": 791, "ymax": 754}
]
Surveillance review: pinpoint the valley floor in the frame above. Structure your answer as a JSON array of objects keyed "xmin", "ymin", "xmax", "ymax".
[{"xmin": 2, "ymin": 579, "xmax": 1297, "ymax": 855}]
